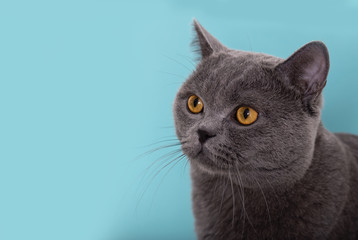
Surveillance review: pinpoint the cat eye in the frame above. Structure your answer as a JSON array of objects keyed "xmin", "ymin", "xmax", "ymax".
[
  {"xmin": 187, "ymin": 95, "xmax": 204, "ymax": 113},
  {"xmin": 236, "ymin": 107, "xmax": 258, "ymax": 125}
]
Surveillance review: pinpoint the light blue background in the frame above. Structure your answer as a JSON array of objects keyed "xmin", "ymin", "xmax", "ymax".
[{"xmin": 0, "ymin": 0, "xmax": 357, "ymax": 239}]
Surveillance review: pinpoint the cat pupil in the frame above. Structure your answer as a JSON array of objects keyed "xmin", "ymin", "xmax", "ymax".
[
  {"xmin": 193, "ymin": 98, "xmax": 199, "ymax": 107},
  {"xmin": 243, "ymin": 108, "xmax": 250, "ymax": 119}
]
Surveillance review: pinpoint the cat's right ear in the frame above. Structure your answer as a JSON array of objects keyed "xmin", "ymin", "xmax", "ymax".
[
  {"xmin": 275, "ymin": 41, "xmax": 330, "ymax": 106},
  {"xmin": 192, "ymin": 19, "xmax": 228, "ymax": 60}
]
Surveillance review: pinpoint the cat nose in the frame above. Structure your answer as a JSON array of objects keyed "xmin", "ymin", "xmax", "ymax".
[{"xmin": 197, "ymin": 129, "xmax": 216, "ymax": 144}]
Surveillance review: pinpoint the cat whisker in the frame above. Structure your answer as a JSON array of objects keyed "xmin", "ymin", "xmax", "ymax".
[
  {"xmin": 182, "ymin": 154, "xmax": 190, "ymax": 176},
  {"xmin": 177, "ymin": 53, "xmax": 197, "ymax": 68},
  {"xmin": 212, "ymin": 165, "xmax": 222, "ymax": 202},
  {"xmin": 146, "ymin": 153, "xmax": 186, "ymax": 193},
  {"xmin": 218, "ymin": 168, "xmax": 229, "ymax": 216},
  {"xmin": 251, "ymin": 173, "xmax": 274, "ymax": 240},
  {"xmin": 233, "ymin": 165, "xmax": 246, "ymax": 238},
  {"xmin": 234, "ymin": 165, "xmax": 259, "ymax": 237},
  {"xmin": 149, "ymin": 154, "xmax": 187, "ymax": 208},
  {"xmin": 161, "ymin": 54, "xmax": 193, "ymax": 72},
  {"xmin": 133, "ymin": 134, "xmax": 188, "ymax": 210},
  {"xmin": 158, "ymin": 126, "xmax": 175, "ymax": 129},
  {"xmin": 138, "ymin": 138, "xmax": 182, "ymax": 149},
  {"xmin": 135, "ymin": 142, "xmax": 185, "ymax": 161},
  {"xmin": 158, "ymin": 70, "xmax": 187, "ymax": 79},
  {"xmin": 145, "ymin": 149, "xmax": 183, "ymax": 172},
  {"xmin": 136, "ymin": 151, "xmax": 185, "ymax": 211},
  {"xmin": 248, "ymin": 162, "xmax": 282, "ymax": 221},
  {"xmin": 228, "ymin": 170, "xmax": 236, "ymax": 229}
]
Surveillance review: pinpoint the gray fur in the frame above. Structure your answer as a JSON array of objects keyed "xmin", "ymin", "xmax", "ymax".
[{"xmin": 173, "ymin": 20, "xmax": 358, "ymax": 239}]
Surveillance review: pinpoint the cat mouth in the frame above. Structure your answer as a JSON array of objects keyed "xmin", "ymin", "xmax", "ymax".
[
  {"xmin": 182, "ymin": 142, "xmax": 287, "ymax": 174},
  {"xmin": 192, "ymin": 147, "xmax": 290, "ymax": 175}
]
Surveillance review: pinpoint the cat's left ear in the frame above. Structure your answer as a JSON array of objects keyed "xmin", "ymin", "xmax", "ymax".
[
  {"xmin": 192, "ymin": 19, "xmax": 228, "ymax": 59},
  {"xmin": 275, "ymin": 41, "xmax": 330, "ymax": 104}
]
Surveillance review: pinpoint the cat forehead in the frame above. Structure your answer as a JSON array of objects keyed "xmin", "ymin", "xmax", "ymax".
[{"xmin": 185, "ymin": 51, "xmax": 283, "ymax": 97}]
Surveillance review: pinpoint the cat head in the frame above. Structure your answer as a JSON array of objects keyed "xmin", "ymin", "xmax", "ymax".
[{"xmin": 173, "ymin": 20, "xmax": 330, "ymax": 188}]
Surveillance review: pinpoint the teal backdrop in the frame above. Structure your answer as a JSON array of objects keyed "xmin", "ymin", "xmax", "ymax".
[{"xmin": 0, "ymin": 0, "xmax": 357, "ymax": 239}]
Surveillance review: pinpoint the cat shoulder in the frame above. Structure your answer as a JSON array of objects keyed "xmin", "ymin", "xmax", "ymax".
[{"xmin": 335, "ymin": 132, "xmax": 358, "ymax": 159}]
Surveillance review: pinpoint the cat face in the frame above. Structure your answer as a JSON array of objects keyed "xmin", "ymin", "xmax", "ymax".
[{"xmin": 173, "ymin": 20, "xmax": 330, "ymax": 188}]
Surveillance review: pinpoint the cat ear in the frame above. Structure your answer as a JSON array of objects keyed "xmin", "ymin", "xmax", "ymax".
[
  {"xmin": 192, "ymin": 19, "xmax": 228, "ymax": 59},
  {"xmin": 275, "ymin": 41, "xmax": 330, "ymax": 102}
]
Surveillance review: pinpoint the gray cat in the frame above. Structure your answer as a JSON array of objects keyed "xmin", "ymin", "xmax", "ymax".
[{"xmin": 173, "ymin": 20, "xmax": 358, "ymax": 239}]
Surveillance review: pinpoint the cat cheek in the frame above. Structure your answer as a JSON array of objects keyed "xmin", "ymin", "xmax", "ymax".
[{"xmin": 181, "ymin": 138, "xmax": 202, "ymax": 159}]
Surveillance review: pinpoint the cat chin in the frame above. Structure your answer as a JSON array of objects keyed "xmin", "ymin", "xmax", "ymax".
[
  {"xmin": 190, "ymin": 160, "xmax": 259, "ymax": 188},
  {"xmin": 190, "ymin": 156, "xmax": 307, "ymax": 189},
  {"xmin": 189, "ymin": 157, "xmax": 225, "ymax": 175}
]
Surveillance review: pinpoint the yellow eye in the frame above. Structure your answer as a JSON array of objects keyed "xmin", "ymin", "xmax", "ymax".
[
  {"xmin": 236, "ymin": 107, "xmax": 258, "ymax": 125},
  {"xmin": 187, "ymin": 95, "xmax": 204, "ymax": 113}
]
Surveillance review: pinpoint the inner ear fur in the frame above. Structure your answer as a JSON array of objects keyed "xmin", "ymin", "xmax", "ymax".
[{"xmin": 275, "ymin": 41, "xmax": 330, "ymax": 104}]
